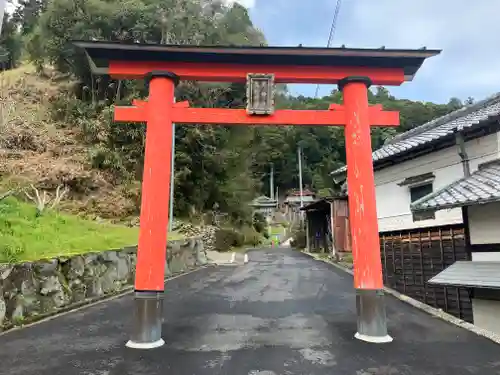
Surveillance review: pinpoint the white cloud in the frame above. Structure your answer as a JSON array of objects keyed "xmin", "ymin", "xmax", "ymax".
[
  {"xmin": 334, "ymin": 0, "xmax": 500, "ymax": 102},
  {"xmin": 222, "ymin": 0, "xmax": 256, "ymax": 9},
  {"xmin": 256, "ymin": 0, "xmax": 500, "ymax": 102}
]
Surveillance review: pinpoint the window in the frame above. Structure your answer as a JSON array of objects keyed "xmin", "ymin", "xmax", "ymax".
[{"xmin": 410, "ymin": 183, "xmax": 435, "ymax": 221}]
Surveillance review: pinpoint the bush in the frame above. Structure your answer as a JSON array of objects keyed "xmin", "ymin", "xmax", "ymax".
[
  {"xmin": 290, "ymin": 228, "xmax": 307, "ymax": 249},
  {"xmin": 252, "ymin": 212, "xmax": 267, "ymax": 234},
  {"xmin": 234, "ymin": 231, "xmax": 245, "ymax": 247},
  {"xmin": 215, "ymin": 228, "xmax": 241, "ymax": 252},
  {"xmin": 89, "ymin": 146, "xmax": 127, "ymax": 176},
  {"xmin": 49, "ymin": 95, "xmax": 94, "ymax": 124},
  {"xmin": 214, "ymin": 226, "xmax": 262, "ymax": 251},
  {"xmin": 242, "ymin": 226, "xmax": 262, "ymax": 247}
]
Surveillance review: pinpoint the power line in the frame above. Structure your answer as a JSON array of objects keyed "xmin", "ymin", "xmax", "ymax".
[{"xmin": 314, "ymin": 0, "xmax": 343, "ymax": 98}]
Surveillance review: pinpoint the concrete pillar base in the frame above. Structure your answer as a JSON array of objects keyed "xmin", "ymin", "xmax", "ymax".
[
  {"xmin": 126, "ymin": 338, "xmax": 165, "ymax": 349},
  {"xmin": 354, "ymin": 332, "xmax": 393, "ymax": 344},
  {"xmin": 127, "ymin": 291, "xmax": 165, "ymax": 349},
  {"xmin": 355, "ymin": 288, "xmax": 393, "ymax": 344}
]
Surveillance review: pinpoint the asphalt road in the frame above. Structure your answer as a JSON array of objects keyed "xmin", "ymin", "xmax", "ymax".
[{"xmin": 1, "ymin": 249, "xmax": 500, "ymax": 375}]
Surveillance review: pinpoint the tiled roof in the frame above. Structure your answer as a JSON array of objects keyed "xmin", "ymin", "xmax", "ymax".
[
  {"xmin": 428, "ymin": 261, "xmax": 500, "ymax": 289},
  {"xmin": 331, "ymin": 93, "xmax": 500, "ymax": 177},
  {"xmin": 411, "ymin": 159, "xmax": 500, "ymax": 212}
]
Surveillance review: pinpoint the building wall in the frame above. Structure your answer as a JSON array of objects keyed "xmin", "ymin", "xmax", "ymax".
[
  {"xmin": 472, "ymin": 299, "xmax": 500, "ymax": 335},
  {"xmin": 468, "ymin": 202, "xmax": 500, "ymax": 245},
  {"xmin": 375, "ymin": 133, "xmax": 499, "ymax": 232},
  {"xmin": 380, "ymin": 226, "xmax": 472, "ymax": 322},
  {"xmin": 468, "ymin": 202, "xmax": 500, "ymax": 335},
  {"xmin": 471, "ymin": 252, "xmax": 500, "ymax": 261}
]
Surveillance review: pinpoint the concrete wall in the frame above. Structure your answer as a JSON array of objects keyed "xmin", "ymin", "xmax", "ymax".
[
  {"xmin": 472, "ymin": 299, "xmax": 500, "ymax": 335},
  {"xmin": 0, "ymin": 238, "xmax": 207, "ymax": 330},
  {"xmin": 471, "ymin": 252, "xmax": 500, "ymax": 261},
  {"xmin": 469, "ymin": 202, "xmax": 500, "ymax": 245},
  {"xmin": 375, "ymin": 133, "xmax": 499, "ymax": 232},
  {"xmin": 467, "ymin": 202, "xmax": 500, "ymax": 334}
]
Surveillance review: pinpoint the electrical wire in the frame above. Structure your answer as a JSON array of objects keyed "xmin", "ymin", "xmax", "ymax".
[{"xmin": 314, "ymin": 0, "xmax": 342, "ymax": 98}]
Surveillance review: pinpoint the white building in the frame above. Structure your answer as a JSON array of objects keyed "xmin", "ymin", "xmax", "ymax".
[
  {"xmin": 331, "ymin": 93, "xmax": 500, "ymax": 333},
  {"xmin": 332, "ymin": 93, "xmax": 500, "ymax": 233},
  {"xmin": 413, "ymin": 158, "xmax": 500, "ymax": 336}
]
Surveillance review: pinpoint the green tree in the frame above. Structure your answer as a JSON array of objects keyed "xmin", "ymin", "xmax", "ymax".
[
  {"xmin": 0, "ymin": 13, "xmax": 22, "ymax": 69},
  {"xmin": 13, "ymin": 0, "xmax": 47, "ymax": 35}
]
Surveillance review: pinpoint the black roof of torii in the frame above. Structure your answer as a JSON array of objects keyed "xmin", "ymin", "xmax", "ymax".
[{"xmin": 73, "ymin": 40, "xmax": 440, "ymax": 81}]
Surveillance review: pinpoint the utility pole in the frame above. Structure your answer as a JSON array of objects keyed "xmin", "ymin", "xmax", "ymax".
[
  {"xmin": 168, "ymin": 116, "xmax": 176, "ymax": 232},
  {"xmin": 161, "ymin": 29, "xmax": 176, "ymax": 233},
  {"xmin": 0, "ymin": 0, "xmax": 6, "ymax": 36},
  {"xmin": 298, "ymin": 146, "xmax": 304, "ymax": 226},
  {"xmin": 270, "ymin": 163, "xmax": 274, "ymax": 200}
]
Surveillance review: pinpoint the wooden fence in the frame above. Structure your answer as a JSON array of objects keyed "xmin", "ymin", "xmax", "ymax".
[{"xmin": 380, "ymin": 225, "xmax": 472, "ymax": 322}]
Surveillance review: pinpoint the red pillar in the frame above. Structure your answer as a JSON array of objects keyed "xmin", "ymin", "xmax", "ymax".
[
  {"xmin": 127, "ymin": 71, "xmax": 179, "ymax": 349},
  {"xmin": 339, "ymin": 76, "xmax": 392, "ymax": 343}
]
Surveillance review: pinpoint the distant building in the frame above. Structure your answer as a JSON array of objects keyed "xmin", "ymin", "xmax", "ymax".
[
  {"xmin": 250, "ymin": 196, "xmax": 277, "ymax": 221},
  {"xmin": 284, "ymin": 189, "xmax": 316, "ymax": 223}
]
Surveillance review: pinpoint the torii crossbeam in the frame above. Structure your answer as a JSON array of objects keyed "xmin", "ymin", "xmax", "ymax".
[{"xmin": 75, "ymin": 41, "xmax": 440, "ymax": 349}]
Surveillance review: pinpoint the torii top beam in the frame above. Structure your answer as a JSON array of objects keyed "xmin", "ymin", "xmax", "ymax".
[{"xmin": 74, "ymin": 41, "xmax": 440, "ymax": 85}]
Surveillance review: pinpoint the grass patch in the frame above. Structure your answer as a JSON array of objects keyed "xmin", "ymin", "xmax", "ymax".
[
  {"xmin": 340, "ymin": 252, "xmax": 353, "ymax": 264},
  {"xmin": 0, "ymin": 197, "xmax": 182, "ymax": 263},
  {"xmin": 269, "ymin": 225, "xmax": 285, "ymax": 236},
  {"xmin": 231, "ymin": 246, "xmax": 248, "ymax": 253}
]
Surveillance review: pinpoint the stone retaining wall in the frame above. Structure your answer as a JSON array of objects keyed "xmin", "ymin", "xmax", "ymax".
[{"xmin": 0, "ymin": 237, "xmax": 207, "ymax": 330}]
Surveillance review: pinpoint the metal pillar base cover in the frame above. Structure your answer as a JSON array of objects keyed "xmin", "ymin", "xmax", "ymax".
[
  {"xmin": 355, "ymin": 289, "xmax": 393, "ymax": 344},
  {"xmin": 126, "ymin": 291, "xmax": 165, "ymax": 349}
]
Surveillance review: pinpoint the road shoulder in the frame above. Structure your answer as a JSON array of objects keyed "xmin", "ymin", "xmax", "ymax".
[{"xmin": 301, "ymin": 250, "xmax": 500, "ymax": 346}]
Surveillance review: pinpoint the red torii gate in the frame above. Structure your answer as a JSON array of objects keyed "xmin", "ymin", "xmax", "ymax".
[{"xmin": 75, "ymin": 41, "xmax": 439, "ymax": 349}]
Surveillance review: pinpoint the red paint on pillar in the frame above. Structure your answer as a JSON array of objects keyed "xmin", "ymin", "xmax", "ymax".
[
  {"xmin": 134, "ymin": 76, "xmax": 175, "ymax": 292},
  {"xmin": 342, "ymin": 81, "xmax": 384, "ymax": 290}
]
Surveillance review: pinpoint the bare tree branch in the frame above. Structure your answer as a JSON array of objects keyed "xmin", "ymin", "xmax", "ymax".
[
  {"xmin": 23, "ymin": 184, "xmax": 68, "ymax": 214},
  {"xmin": 50, "ymin": 184, "xmax": 69, "ymax": 209},
  {"xmin": 0, "ymin": 190, "xmax": 14, "ymax": 201},
  {"xmin": 24, "ymin": 184, "xmax": 49, "ymax": 214}
]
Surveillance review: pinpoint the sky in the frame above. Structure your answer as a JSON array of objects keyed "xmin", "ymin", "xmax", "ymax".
[{"xmin": 225, "ymin": 0, "xmax": 500, "ymax": 104}]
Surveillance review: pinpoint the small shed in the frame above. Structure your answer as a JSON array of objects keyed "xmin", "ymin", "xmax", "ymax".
[{"xmin": 300, "ymin": 195, "xmax": 351, "ymax": 255}]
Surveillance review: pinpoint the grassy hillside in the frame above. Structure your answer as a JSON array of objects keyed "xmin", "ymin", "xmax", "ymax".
[
  {"xmin": 0, "ymin": 197, "xmax": 139, "ymax": 262},
  {"xmin": 0, "ymin": 64, "xmax": 142, "ymax": 221},
  {"xmin": 0, "ymin": 196, "xmax": 183, "ymax": 263}
]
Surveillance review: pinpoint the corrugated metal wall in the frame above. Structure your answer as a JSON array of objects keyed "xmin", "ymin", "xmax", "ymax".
[
  {"xmin": 380, "ymin": 225, "xmax": 473, "ymax": 323},
  {"xmin": 333, "ymin": 199, "xmax": 351, "ymax": 253}
]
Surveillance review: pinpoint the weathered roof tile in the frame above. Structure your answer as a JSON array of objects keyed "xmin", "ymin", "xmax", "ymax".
[
  {"xmin": 411, "ymin": 159, "xmax": 500, "ymax": 212},
  {"xmin": 331, "ymin": 93, "xmax": 500, "ymax": 177}
]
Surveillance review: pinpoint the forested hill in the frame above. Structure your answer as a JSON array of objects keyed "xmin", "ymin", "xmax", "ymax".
[
  {"xmin": 264, "ymin": 88, "xmax": 467, "ymax": 197},
  {"xmin": 0, "ymin": 0, "xmax": 470, "ymax": 225}
]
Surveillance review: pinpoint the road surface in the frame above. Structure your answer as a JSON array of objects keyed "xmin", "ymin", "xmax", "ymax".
[{"xmin": 1, "ymin": 249, "xmax": 499, "ymax": 375}]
